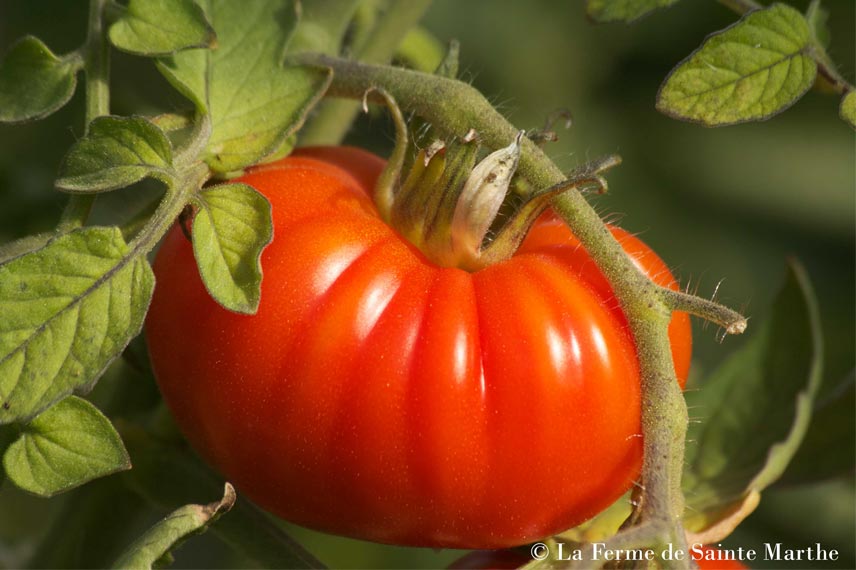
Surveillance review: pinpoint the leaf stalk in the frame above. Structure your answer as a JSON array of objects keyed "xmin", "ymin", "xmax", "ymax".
[
  {"xmin": 297, "ymin": 0, "xmax": 434, "ymax": 145},
  {"xmin": 58, "ymin": 0, "xmax": 111, "ymax": 232}
]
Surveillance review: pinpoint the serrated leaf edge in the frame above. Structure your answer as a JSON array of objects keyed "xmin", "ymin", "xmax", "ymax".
[
  {"xmin": 0, "ymin": 35, "xmax": 81, "ymax": 124},
  {"xmin": 655, "ymin": 4, "xmax": 818, "ymax": 126},
  {"xmin": 109, "ymin": 0, "xmax": 217, "ymax": 57},
  {"xmin": 56, "ymin": 115, "xmax": 175, "ymax": 193},
  {"xmin": 3, "ymin": 395, "xmax": 131, "ymax": 497},
  {"xmin": 190, "ymin": 184, "xmax": 273, "ymax": 314},
  {"xmin": 0, "ymin": 228, "xmax": 154, "ymax": 424},
  {"xmin": 204, "ymin": 64, "xmax": 332, "ymax": 173},
  {"xmin": 586, "ymin": 0, "xmax": 683, "ymax": 24}
]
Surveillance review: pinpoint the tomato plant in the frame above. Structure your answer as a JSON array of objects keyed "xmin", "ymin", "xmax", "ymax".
[
  {"xmin": 146, "ymin": 146, "xmax": 691, "ymax": 548},
  {"xmin": 0, "ymin": 0, "xmax": 851, "ymax": 568}
]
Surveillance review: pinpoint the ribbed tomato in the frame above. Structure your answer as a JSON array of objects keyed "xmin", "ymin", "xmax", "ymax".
[{"xmin": 145, "ymin": 146, "xmax": 691, "ymax": 548}]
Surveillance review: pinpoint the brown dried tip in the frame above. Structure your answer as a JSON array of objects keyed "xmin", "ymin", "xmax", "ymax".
[{"xmin": 727, "ymin": 319, "xmax": 748, "ymax": 335}]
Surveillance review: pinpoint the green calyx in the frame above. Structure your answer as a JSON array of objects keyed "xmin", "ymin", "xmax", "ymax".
[
  {"xmin": 378, "ymin": 126, "xmax": 529, "ymax": 271},
  {"xmin": 369, "ymin": 90, "xmax": 622, "ymax": 271}
]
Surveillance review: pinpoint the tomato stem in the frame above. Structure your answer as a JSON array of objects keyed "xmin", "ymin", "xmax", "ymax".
[
  {"xmin": 299, "ymin": 53, "xmax": 749, "ymax": 568},
  {"xmin": 364, "ymin": 88, "xmax": 407, "ymax": 222},
  {"xmin": 57, "ymin": 0, "xmax": 110, "ymax": 232},
  {"xmin": 127, "ymin": 163, "xmax": 208, "ymax": 256},
  {"xmin": 297, "ymin": 0, "xmax": 434, "ymax": 146}
]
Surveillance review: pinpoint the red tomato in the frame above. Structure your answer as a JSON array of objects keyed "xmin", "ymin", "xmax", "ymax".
[{"xmin": 146, "ymin": 146, "xmax": 691, "ymax": 548}]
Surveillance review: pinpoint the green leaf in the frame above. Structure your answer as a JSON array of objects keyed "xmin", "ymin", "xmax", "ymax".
[
  {"xmin": 157, "ymin": 49, "xmax": 208, "ymax": 113},
  {"xmin": 150, "ymin": 112, "xmax": 194, "ymax": 133},
  {"xmin": 287, "ymin": 0, "xmax": 362, "ymax": 55},
  {"xmin": 122, "ymin": 425, "xmax": 325, "ymax": 569},
  {"xmin": 656, "ymin": 4, "xmax": 817, "ymax": 126},
  {"xmin": 779, "ymin": 372, "xmax": 855, "ymax": 485},
  {"xmin": 191, "ymin": 183, "xmax": 273, "ymax": 314},
  {"xmin": 0, "ymin": 233, "xmax": 54, "ymax": 264},
  {"xmin": 805, "ymin": 0, "xmax": 831, "ymax": 49},
  {"xmin": 112, "ymin": 483, "xmax": 236, "ymax": 570},
  {"xmin": 840, "ymin": 90, "xmax": 856, "ymax": 129},
  {"xmin": 0, "ymin": 423, "xmax": 16, "ymax": 486},
  {"xmin": 2, "ymin": 396, "xmax": 130, "ymax": 496},
  {"xmin": 0, "ymin": 36, "xmax": 80, "ymax": 123},
  {"xmin": 396, "ymin": 27, "xmax": 445, "ymax": 72},
  {"xmin": 557, "ymin": 492, "xmax": 632, "ymax": 542},
  {"xmin": 56, "ymin": 116, "xmax": 174, "ymax": 193},
  {"xmin": 586, "ymin": 0, "xmax": 682, "ymax": 23},
  {"xmin": 256, "ymin": 134, "xmax": 296, "ymax": 166},
  {"xmin": 156, "ymin": 0, "xmax": 331, "ymax": 173},
  {"xmin": 109, "ymin": 0, "xmax": 216, "ymax": 56},
  {"xmin": 435, "ymin": 39, "xmax": 460, "ymax": 80},
  {"xmin": 0, "ymin": 227, "xmax": 154, "ymax": 424},
  {"xmin": 25, "ymin": 475, "xmax": 151, "ymax": 569},
  {"xmin": 683, "ymin": 260, "xmax": 823, "ymax": 532}
]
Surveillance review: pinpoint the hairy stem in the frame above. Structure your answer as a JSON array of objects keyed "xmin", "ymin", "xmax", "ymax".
[
  {"xmin": 813, "ymin": 49, "xmax": 856, "ymax": 96},
  {"xmin": 84, "ymin": 0, "xmax": 110, "ymax": 123},
  {"xmin": 58, "ymin": 0, "xmax": 110, "ymax": 232},
  {"xmin": 298, "ymin": 0, "xmax": 434, "ymax": 146},
  {"xmin": 298, "ymin": 54, "xmax": 747, "ymax": 566},
  {"xmin": 127, "ymin": 163, "xmax": 208, "ymax": 257},
  {"xmin": 660, "ymin": 288, "xmax": 747, "ymax": 335}
]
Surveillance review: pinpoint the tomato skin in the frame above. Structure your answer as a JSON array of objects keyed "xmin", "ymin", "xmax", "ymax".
[{"xmin": 145, "ymin": 147, "xmax": 691, "ymax": 548}]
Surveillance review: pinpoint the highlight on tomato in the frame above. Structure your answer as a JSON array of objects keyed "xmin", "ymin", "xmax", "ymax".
[{"xmin": 145, "ymin": 144, "xmax": 691, "ymax": 548}]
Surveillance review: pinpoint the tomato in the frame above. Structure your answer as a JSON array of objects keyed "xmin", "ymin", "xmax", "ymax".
[{"xmin": 145, "ymin": 146, "xmax": 691, "ymax": 548}]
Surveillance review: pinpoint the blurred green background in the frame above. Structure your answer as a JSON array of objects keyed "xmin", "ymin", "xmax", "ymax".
[{"xmin": 0, "ymin": 1, "xmax": 853, "ymax": 568}]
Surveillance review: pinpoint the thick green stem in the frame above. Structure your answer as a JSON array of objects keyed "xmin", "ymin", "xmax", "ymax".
[
  {"xmin": 298, "ymin": 54, "xmax": 746, "ymax": 567},
  {"xmin": 298, "ymin": 0, "xmax": 433, "ymax": 146},
  {"xmin": 84, "ymin": 0, "xmax": 110, "ymax": 125},
  {"xmin": 58, "ymin": 0, "xmax": 110, "ymax": 232},
  {"xmin": 127, "ymin": 163, "xmax": 208, "ymax": 257}
]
